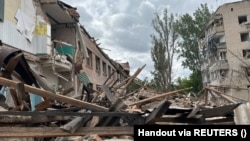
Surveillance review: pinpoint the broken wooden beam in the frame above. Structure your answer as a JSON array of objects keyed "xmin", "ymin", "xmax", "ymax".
[
  {"xmin": 209, "ymin": 84, "xmax": 248, "ymax": 90},
  {"xmin": 96, "ymin": 98, "xmax": 127, "ymax": 126},
  {"xmin": 0, "ymin": 115, "xmax": 70, "ymax": 124},
  {"xmin": 200, "ymin": 103, "xmax": 241, "ymax": 118},
  {"xmin": 129, "ymin": 87, "xmax": 192, "ymax": 106},
  {"xmin": 0, "ymin": 111, "xmax": 139, "ymax": 117},
  {"xmin": 101, "ymin": 85, "xmax": 117, "ymax": 103},
  {"xmin": 60, "ymin": 109, "xmax": 91, "ymax": 133},
  {"xmin": 120, "ymin": 64, "xmax": 146, "ymax": 94},
  {"xmin": 152, "ymin": 114, "xmax": 205, "ymax": 124},
  {"xmin": 1, "ymin": 52, "xmax": 23, "ymax": 78},
  {"xmin": 206, "ymin": 87, "xmax": 241, "ymax": 103},
  {"xmin": 145, "ymin": 100, "xmax": 171, "ymax": 124},
  {"xmin": 0, "ymin": 126, "xmax": 134, "ymax": 137},
  {"xmin": 35, "ymin": 99, "xmax": 52, "ymax": 111},
  {"xmin": 0, "ymin": 77, "xmax": 108, "ymax": 112}
]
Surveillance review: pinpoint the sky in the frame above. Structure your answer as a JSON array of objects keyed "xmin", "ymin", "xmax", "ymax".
[{"xmin": 61, "ymin": 0, "xmax": 240, "ymax": 81}]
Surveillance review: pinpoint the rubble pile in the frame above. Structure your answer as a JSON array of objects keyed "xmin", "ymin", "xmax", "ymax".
[{"xmin": 0, "ymin": 45, "xmax": 247, "ymax": 141}]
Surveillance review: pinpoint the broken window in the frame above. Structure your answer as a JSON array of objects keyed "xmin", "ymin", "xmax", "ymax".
[
  {"xmin": 0, "ymin": 0, "xmax": 4, "ymax": 22},
  {"xmin": 211, "ymin": 71, "xmax": 215, "ymax": 80},
  {"xmin": 95, "ymin": 56, "xmax": 101, "ymax": 73},
  {"xmin": 219, "ymin": 51, "xmax": 226, "ymax": 60},
  {"xmin": 240, "ymin": 32, "xmax": 249, "ymax": 42},
  {"xmin": 220, "ymin": 70, "xmax": 226, "ymax": 77},
  {"xmin": 86, "ymin": 49, "xmax": 92, "ymax": 67},
  {"xmin": 108, "ymin": 66, "xmax": 111, "ymax": 76},
  {"xmin": 245, "ymin": 67, "xmax": 250, "ymax": 77},
  {"xmin": 112, "ymin": 69, "xmax": 116, "ymax": 80},
  {"xmin": 117, "ymin": 71, "xmax": 120, "ymax": 81},
  {"xmin": 238, "ymin": 15, "xmax": 247, "ymax": 24},
  {"xmin": 102, "ymin": 61, "xmax": 107, "ymax": 76},
  {"xmin": 243, "ymin": 49, "xmax": 250, "ymax": 58}
]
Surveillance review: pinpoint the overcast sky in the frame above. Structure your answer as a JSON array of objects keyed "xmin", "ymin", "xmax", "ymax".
[{"xmin": 61, "ymin": 0, "xmax": 240, "ymax": 81}]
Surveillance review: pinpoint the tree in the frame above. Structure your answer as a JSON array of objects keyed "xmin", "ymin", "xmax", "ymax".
[
  {"xmin": 176, "ymin": 3, "xmax": 212, "ymax": 71},
  {"xmin": 150, "ymin": 9, "xmax": 178, "ymax": 92},
  {"xmin": 175, "ymin": 70, "xmax": 203, "ymax": 94},
  {"xmin": 175, "ymin": 4, "xmax": 212, "ymax": 93}
]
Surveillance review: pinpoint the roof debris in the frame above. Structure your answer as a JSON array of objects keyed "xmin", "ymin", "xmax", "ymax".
[{"xmin": 0, "ymin": 46, "xmax": 246, "ymax": 140}]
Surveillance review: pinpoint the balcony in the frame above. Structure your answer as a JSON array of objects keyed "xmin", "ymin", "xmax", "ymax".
[
  {"xmin": 209, "ymin": 60, "xmax": 229, "ymax": 72},
  {"xmin": 216, "ymin": 42, "xmax": 227, "ymax": 49},
  {"xmin": 207, "ymin": 24, "xmax": 225, "ymax": 40},
  {"xmin": 211, "ymin": 25, "xmax": 224, "ymax": 38}
]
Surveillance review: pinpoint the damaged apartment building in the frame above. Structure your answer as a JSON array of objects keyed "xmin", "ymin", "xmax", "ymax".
[
  {"xmin": 199, "ymin": 0, "xmax": 250, "ymax": 102},
  {"xmin": 0, "ymin": 0, "xmax": 129, "ymax": 110}
]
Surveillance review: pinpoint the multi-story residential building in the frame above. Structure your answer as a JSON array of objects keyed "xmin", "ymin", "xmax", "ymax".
[
  {"xmin": 0, "ymin": 0, "xmax": 129, "ymax": 109},
  {"xmin": 199, "ymin": 0, "xmax": 250, "ymax": 102}
]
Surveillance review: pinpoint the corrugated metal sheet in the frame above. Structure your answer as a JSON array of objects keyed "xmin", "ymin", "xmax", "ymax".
[
  {"xmin": 56, "ymin": 45, "xmax": 74, "ymax": 56},
  {"xmin": 234, "ymin": 102, "xmax": 250, "ymax": 124},
  {"xmin": 0, "ymin": 20, "xmax": 50, "ymax": 54}
]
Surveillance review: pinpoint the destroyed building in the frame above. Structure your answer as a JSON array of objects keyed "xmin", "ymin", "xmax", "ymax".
[
  {"xmin": 0, "ymin": 0, "xmax": 130, "ymax": 109},
  {"xmin": 199, "ymin": 0, "xmax": 250, "ymax": 102},
  {"xmin": 0, "ymin": 0, "xmax": 249, "ymax": 140}
]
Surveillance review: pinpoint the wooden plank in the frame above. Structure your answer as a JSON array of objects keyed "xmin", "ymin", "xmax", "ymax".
[
  {"xmin": 101, "ymin": 85, "xmax": 117, "ymax": 103},
  {"xmin": 4, "ymin": 53, "xmax": 23, "ymax": 76},
  {"xmin": 0, "ymin": 127, "xmax": 134, "ymax": 137},
  {"xmin": 0, "ymin": 111, "xmax": 139, "ymax": 117},
  {"xmin": 0, "ymin": 115, "xmax": 68, "ymax": 124},
  {"xmin": 0, "ymin": 77, "xmax": 108, "ymax": 112},
  {"xmin": 205, "ymin": 118, "xmax": 235, "ymax": 125},
  {"xmin": 187, "ymin": 106, "xmax": 201, "ymax": 118},
  {"xmin": 129, "ymin": 87, "xmax": 192, "ymax": 106},
  {"xmin": 145, "ymin": 100, "xmax": 171, "ymax": 124},
  {"xmin": 111, "ymin": 77, "xmax": 130, "ymax": 92},
  {"xmin": 16, "ymin": 82, "xmax": 27, "ymax": 110},
  {"xmin": 152, "ymin": 114, "xmax": 205, "ymax": 124},
  {"xmin": 205, "ymin": 88, "xmax": 208, "ymax": 106},
  {"xmin": 16, "ymin": 82, "xmax": 25, "ymax": 101},
  {"xmin": 60, "ymin": 109, "xmax": 89, "ymax": 133},
  {"xmin": 209, "ymin": 84, "xmax": 248, "ymax": 90},
  {"xmin": 9, "ymin": 88, "xmax": 19, "ymax": 108},
  {"xmin": 96, "ymin": 98, "xmax": 127, "ymax": 126},
  {"xmin": 201, "ymin": 103, "xmax": 241, "ymax": 118},
  {"xmin": 110, "ymin": 64, "xmax": 146, "ymax": 93},
  {"xmin": 25, "ymin": 84, "xmax": 108, "ymax": 111},
  {"xmin": 206, "ymin": 87, "xmax": 241, "ymax": 103},
  {"xmin": 35, "ymin": 99, "xmax": 52, "ymax": 111},
  {"xmin": 103, "ymin": 70, "xmax": 115, "ymax": 85},
  {"xmin": 120, "ymin": 64, "xmax": 146, "ymax": 94},
  {"xmin": 87, "ymin": 116, "xmax": 99, "ymax": 127}
]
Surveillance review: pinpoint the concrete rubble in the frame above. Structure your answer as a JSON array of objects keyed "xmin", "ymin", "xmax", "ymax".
[
  {"xmin": 0, "ymin": 0, "xmax": 250, "ymax": 141},
  {"xmin": 0, "ymin": 52, "xmax": 248, "ymax": 140}
]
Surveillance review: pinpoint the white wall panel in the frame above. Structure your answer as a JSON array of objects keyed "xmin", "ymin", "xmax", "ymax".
[{"xmin": 0, "ymin": 20, "xmax": 50, "ymax": 54}]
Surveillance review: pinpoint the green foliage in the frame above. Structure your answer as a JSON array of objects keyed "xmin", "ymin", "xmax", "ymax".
[
  {"xmin": 149, "ymin": 4, "xmax": 212, "ymax": 94},
  {"xmin": 176, "ymin": 4, "xmax": 213, "ymax": 71},
  {"xmin": 174, "ymin": 4, "xmax": 213, "ymax": 94},
  {"xmin": 150, "ymin": 9, "xmax": 178, "ymax": 92},
  {"xmin": 127, "ymin": 78, "xmax": 149, "ymax": 94},
  {"xmin": 175, "ymin": 70, "xmax": 203, "ymax": 94},
  {"xmin": 127, "ymin": 81, "xmax": 141, "ymax": 94}
]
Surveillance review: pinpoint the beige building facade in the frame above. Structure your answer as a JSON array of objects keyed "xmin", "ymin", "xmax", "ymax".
[{"xmin": 199, "ymin": 0, "xmax": 250, "ymax": 102}]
